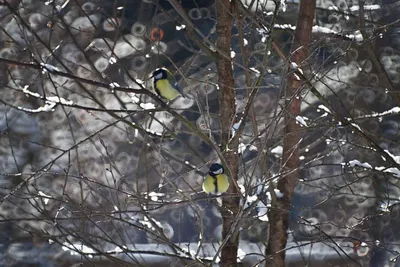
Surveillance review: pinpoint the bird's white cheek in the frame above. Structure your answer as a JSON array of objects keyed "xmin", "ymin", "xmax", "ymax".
[{"xmin": 213, "ymin": 169, "xmax": 223, "ymax": 175}]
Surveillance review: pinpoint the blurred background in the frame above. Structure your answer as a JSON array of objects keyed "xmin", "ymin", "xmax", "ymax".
[{"xmin": 0, "ymin": 0, "xmax": 400, "ymax": 266}]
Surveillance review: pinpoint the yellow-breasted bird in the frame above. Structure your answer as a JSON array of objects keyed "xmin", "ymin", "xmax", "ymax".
[
  {"xmin": 202, "ymin": 163, "xmax": 230, "ymax": 194},
  {"xmin": 151, "ymin": 67, "xmax": 186, "ymax": 101}
]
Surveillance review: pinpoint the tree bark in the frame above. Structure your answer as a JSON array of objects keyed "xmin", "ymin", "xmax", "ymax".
[
  {"xmin": 215, "ymin": 1, "xmax": 240, "ymax": 267},
  {"xmin": 265, "ymin": 0, "xmax": 316, "ymax": 266}
]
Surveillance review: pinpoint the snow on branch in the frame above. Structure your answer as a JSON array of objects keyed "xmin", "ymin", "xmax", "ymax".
[
  {"xmin": 40, "ymin": 63, "xmax": 61, "ymax": 74},
  {"xmin": 20, "ymin": 86, "xmax": 73, "ymax": 113},
  {"xmin": 274, "ymin": 24, "xmax": 364, "ymax": 42},
  {"xmin": 355, "ymin": 107, "xmax": 400, "ymax": 119},
  {"xmin": 345, "ymin": 159, "xmax": 400, "ymax": 178}
]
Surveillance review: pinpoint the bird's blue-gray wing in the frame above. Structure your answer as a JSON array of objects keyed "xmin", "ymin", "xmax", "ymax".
[
  {"xmin": 172, "ymin": 82, "xmax": 186, "ymax": 98},
  {"xmin": 167, "ymin": 71, "xmax": 186, "ymax": 98}
]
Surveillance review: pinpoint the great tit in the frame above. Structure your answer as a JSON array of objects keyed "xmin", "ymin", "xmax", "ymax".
[
  {"xmin": 202, "ymin": 163, "xmax": 230, "ymax": 194},
  {"xmin": 151, "ymin": 67, "xmax": 186, "ymax": 100}
]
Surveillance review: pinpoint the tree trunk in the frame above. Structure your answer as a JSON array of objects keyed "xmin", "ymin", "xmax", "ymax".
[
  {"xmin": 265, "ymin": 0, "xmax": 316, "ymax": 266},
  {"xmin": 215, "ymin": 1, "xmax": 240, "ymax": 267}
]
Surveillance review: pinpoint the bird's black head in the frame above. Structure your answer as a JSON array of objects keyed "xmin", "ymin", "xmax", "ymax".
[
  {"xmin": 209, "ymin": 163, "xmax": 224, "ymax": 176},
  {"xmin": 152, "ymin": 68, "xmax": 167, "ymax": 81}
]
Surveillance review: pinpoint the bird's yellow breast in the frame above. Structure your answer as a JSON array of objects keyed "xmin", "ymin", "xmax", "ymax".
[
  {"xmin": 154, "ymin": 79, "xmax": 180, "ymax": 100},
  {"xmin": 202, "ymin": 174, "xmax": 229, "ymax": 194}
]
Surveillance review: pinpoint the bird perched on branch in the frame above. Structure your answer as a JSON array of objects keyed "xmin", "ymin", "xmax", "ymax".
[
  {"xmin": 151, "ymin": 67, "xmax": 186, "ymax": 101},
  {"xmin": 202, "ymin": 163, "xmax": 230, "ymax": 194}
]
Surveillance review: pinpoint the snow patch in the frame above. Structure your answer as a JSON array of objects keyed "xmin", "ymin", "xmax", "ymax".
[
  {"xmin": 348, "ymin": 160, "xmax": 372, "ymax": 169},
  {"xmin": 274, "ymin": 188, "xmax": 284, "ymax": 198},
  {"xmin": 317, "ymin": 105, "xmax": 331, "ymax": 113},
  {"xmin": 176, "ymin": 25, "xmax": 186, "ymax": 31},
  {"xmin": 296, "ymin": 116, "xmax": 308, "ymax": 127},
  {"xmin": 349, "ymin": 4, "xmax": 381, "ymax": 12},
  {"xmin": 41, "ymin": 63, "xmax": 61, "ymax": 73},
  {"xmin": 271, "ymin": 146, "xmax": 283, "ymax": 155}
]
